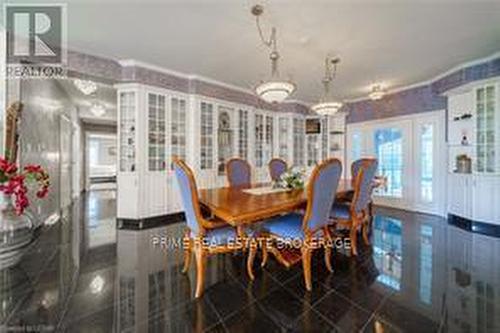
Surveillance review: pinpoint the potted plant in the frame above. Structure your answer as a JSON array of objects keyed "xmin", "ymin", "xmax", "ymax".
[
  {"xmin": 0, "ymin": 157, "xmax": 50, "ymax": 268},
  {"xmin": 275, "ymin": 167, "xmax": 306, "ymax": 190}
]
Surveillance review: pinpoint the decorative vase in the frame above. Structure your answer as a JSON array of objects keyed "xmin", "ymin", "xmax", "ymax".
[{"xmin": 0, "ymin": 193, "xmax": 34, "ymax": 269}]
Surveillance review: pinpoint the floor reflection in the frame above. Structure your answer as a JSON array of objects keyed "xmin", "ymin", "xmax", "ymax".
[{"xmin": 1, "ymin": 191, "xmax": 500, "ymax": 332}]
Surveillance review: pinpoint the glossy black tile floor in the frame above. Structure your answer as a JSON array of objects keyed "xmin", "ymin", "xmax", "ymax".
[{"xmin": 1, "ymin": 189, "xmax": 500, "ymax": 332}]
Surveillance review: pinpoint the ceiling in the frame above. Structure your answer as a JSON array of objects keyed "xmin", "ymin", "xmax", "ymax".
[{"xmin": 23, "ymin": 0, "xmax": 500, "ymax": 103}]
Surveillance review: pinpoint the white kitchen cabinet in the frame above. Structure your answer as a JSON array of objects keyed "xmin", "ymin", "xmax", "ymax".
[
  {"xmin": 471, "ymin": 175, "xmax": 500, "ymax": 225},
  {"xmin": 446, "ymin": 80, "xmax": 500, "ymax": 225},
  {"xmin": 116, "ymin": 85, "xmax": 347, "ymax": 221},
  {"xmin": 447, "ymin": 173, "xmax": 472, "ymax": 220},
  {"xmin": 116, "ymin": 83, "xmax": 190, "ymax": 220}
]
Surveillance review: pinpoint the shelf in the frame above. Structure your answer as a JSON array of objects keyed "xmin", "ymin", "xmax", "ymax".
[{"xmin": 329, "ymin": 131, "xmax": 345, "ymax": 135}]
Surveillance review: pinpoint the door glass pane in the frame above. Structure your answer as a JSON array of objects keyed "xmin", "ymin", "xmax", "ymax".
[
  {"xmin": 351, "ymin": 131, "xmax": 362, "ymax": 161},
  {"xmin": 375, "ymin": 128, "xmax": 403, "ymax": 197},
  {"xmin": 421, "ymin": 124, "xmax": 433, "ymax": 202}
]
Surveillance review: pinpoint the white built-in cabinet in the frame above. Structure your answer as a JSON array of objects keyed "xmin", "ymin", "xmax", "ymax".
[
  {"xmin": 116, "ymin": 83, "xmax": 347, "ymax": 220},
  {"xmin": 446, "ymin": 80, "xmax": 500, "ymax": 225}
]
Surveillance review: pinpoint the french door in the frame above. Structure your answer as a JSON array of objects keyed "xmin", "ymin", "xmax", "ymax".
[{"xmin": 347, "ymin": 111, "xmax": 445, "ymax": 216}]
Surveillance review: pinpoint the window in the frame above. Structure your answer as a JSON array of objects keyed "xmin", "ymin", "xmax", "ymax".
[
  {"xmin": 351, "ymin": 131, "xmax": 362, "ymax": 162},
  {"xmin": 200, "ymin": 102, "xmax": 214, "ymax": 169},
  {"xmin": 265, "ymin": 116, "xmax": 274, "ymax": 161},
  {"xmin": 238, "ymin": 109, "xmax": 249, "ymax": 159},
  {"xmin": 420, "ymin": 124, "xmax": 433, "ymax": 202},
  {"xmin": 375, "ymin": 128, "xmax": 403, "ymax": 197},
  {"xmin": 148, "ymin": 93, "xmax": 166, "ymax": 171},
  {"xmin": 255, "ymin": 114, "xmax": 264, "ymax": 167},
  {"xmin": 171, "ymin": 97, "xmax": 186, "ymax": 168},
  {"xmin": 278, "ymin": 117, "xmax": 289, "ymax": 160},
  {"xmin": 119, "ymin": 92, "xmax": 136, "ymax": 172},
  {"xmin": 293, "ymin": 118, "xmax": 305, "ymax": 166}
]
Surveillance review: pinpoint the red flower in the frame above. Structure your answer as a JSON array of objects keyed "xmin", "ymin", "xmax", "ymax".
[{"xmin": 0, "ymin": 157, "xmax": 50, "ymax": 215}]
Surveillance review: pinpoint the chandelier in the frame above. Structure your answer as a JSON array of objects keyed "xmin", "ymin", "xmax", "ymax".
[
  {"xmin": 311, "ymin": 57, "xmax": 343, "ymax": 116},
  {"xmin": 369, "ymin": 84, "xmax": 385, "ymax": 100},
  {"xmin": 74, "ymin": 79, "xmax": 97, "ymax": 96},
  {"xmin": 90, "ymin": 102, "xmax": 106, "ymax": 117},
  {"xmin": 251, "ymin": 5, "xmax": 295, "ymax": 104}
]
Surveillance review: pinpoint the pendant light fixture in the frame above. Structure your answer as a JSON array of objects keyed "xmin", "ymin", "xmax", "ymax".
[
  {"xmin": 311, "ymin": 57, "xmax": 343, "ymax": 116},
  {"xmin": 251, "ymin": 4, "xmax": 295, "ymax": 104}
]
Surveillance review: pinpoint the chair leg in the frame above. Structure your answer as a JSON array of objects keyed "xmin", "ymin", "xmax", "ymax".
[
  {"xmin": 247, "ymin": 242, "xmax": 257, "ymax": 281},
  {"xmin": 350, "ymin": 220, "xmax": 359, "ymax": 256},
  {"xmin": 261, "ymin": 240, "xmax": 269, "ymax": 268},
  {"xmin": 194, "ymin": 244, "xmax": 206, "ymax": 298},
  {"xmin": 323, "ymin": 227, "xmax": 333, "ymax": 273},
  {"xmin": 182, "ymin": 239, "xmax": 192, "ymax": 273},
  {"xmin": 301, "ymin": 246, "xmax": 313, "ymax": 291},
  {"xmin": 362, "ymin": 216, "xmax": 371, "ymax": 246}
]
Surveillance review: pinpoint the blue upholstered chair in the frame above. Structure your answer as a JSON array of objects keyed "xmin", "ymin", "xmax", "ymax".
[
  {"xmin": 226, "ymin": 158, "xmax": 251, "ymax": 187},
  {"xmin": 330, "ymin": 158, "xmax": 378, "ymax": 256},
  {"xmin": 173, "ymin": 159, "xmax": 253, "ymax": 298},
  {"xmin": 268, "ymin": 158, "xmax": 288, "ymax": 182},
  {"xmin": 250, "ymin": 159, "xmax": 343, "ymax": 291}
]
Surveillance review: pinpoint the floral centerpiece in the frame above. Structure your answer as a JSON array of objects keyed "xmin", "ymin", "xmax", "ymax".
[
  {"xmin": 0, "ymin": 157, "xmax": 50, "ymax": 215},
  {"xmin": 275, "ymin": 167, "xmax": 305, "ymax": 190}
]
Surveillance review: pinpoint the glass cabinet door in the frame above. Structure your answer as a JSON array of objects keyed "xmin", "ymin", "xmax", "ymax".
[
  {"xmin": 278, "ymin": 117, "xmax": 289, "ymax": 161},
  {"xmin": 321, "ymin": 117, "xmax": 328, "ymax": 160},
  {"xmin": 217, "ymin": 106, "xmax": 234, "ymax": 175},
  {"xmin": 148, "ymin": 93, "xmax": 166, "ymax": 171},
  {"xmin": 238, "ymin": 109, "xmax": 249, "ymax": 160},
  {"xmin": 200, "ymin": 102, "xmax": 214, "ymax": 170},
  {"xmin": 476, "ymin": 85, "xmax": 496, "ymax": 173},
  {"xmin": 119, "ymin": 92, "xmax": 136, "ymax": 172},
  {"xmin": 171, "ymin": 97, "xmax": 186, "ymax": 167},
  {"xmin": 307, "ymin": 134, "xmax": 319, "ymax": 166},
  {"xmin": 293, "ymin": 118, "xmax": 305, "ymax": 167},
  {"xmin": 265, "ymin": 116, "xmax": 274, "ymax": 162},
  {"xmin": 255, "ymin": 114, "xmax": 264, "ymax": 167}
]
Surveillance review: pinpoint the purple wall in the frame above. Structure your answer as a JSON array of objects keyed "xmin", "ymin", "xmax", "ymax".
[
  {"xmin": 345, "ymin": 55, "xmax": 500, "ymax": 124},
  {"xmin": 68, "ymin": 50, "xmax": 500, "ymax": 121},
  {"xmin": 344, "ymin": 84, "xmax": 447, "ymax": 124}
]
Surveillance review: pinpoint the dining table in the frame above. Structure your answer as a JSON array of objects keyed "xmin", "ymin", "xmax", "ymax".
[
  {"xmin": 198, "ymin": 179, "xmax": 354, "ymax": 227},
  {"xmin": 198, "ymin": 179, "xmax": 355, "ymax": 268}
]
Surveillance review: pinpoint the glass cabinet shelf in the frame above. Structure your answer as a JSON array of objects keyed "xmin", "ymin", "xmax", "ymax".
[{"xmin": 119, "ymin": 92, "xmax": 136, "ymax": 172}]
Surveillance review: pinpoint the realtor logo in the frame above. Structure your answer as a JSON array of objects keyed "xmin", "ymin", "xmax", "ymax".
[{"xmin": 5, "ymin": 4, "xmax": 67, "ymax": 78}]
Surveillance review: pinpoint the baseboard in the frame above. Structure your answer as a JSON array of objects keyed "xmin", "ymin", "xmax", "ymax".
[
  {"xmin": 117, "ymin": 212, "xmax": 185, "ymax": 230},
  {"xmin": 448, "ymin": 214, "xmax": 500, "ymax": 238}
]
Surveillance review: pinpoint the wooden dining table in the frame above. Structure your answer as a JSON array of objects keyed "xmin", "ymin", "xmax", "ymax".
[{"xmin": 199, "ymin": 179, "xmax": 354, "ymax": 227}]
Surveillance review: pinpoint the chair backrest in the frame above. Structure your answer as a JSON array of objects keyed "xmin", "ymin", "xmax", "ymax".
[
  {"xmin": 268, "ymin": 158, "xmax": 287, "ymax": 181},
  {"xmin": 351, "ymin": 158, "xmax": 378, "ymax": 213},
  {"xmin": 172, "ymin": 159, "xmax": 204, "ymax": 235},
  {"xmin": 226, "ymin": 158, "xmax": 251, "ymax": 187},
  {"xmin": 303, "ymin": 159, "xmax": 343, "ymax": 233}
]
